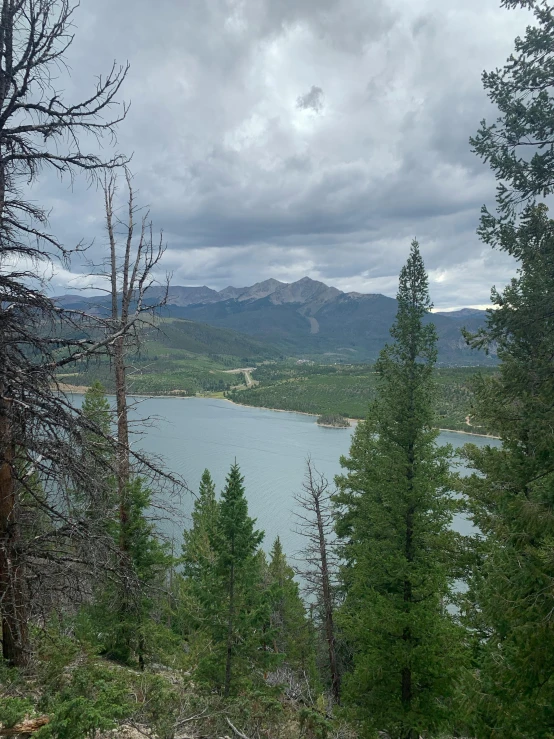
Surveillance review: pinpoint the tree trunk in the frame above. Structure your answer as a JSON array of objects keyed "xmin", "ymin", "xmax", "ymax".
[
  {"xmin": 0, "ymin": 391, "xmax": 28, "ymax": 666},
  {"xmin": 114, "ymin": 335, "xmax": 130, "ymax": 551},
  {"xmin": 400, "ymin": 411, "xmax": 416, "ymax": 734},
  {"xmin": 224, "ymin": 560, "xmax": 235, "ymax": 697},
  {"xmin": 315, "ymin": 496, "xmax": 340, "ymax": 704},
  {"xmin": 112, "ymin": 332, "xmax": 134, "ymax": 660},
  {"xmin": 0, "ymin": 70, "xmax": 27, "ymax": 665}
]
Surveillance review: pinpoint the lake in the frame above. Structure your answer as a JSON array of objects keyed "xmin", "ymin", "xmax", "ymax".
[{"xmin": 115, "ymin": 396, "xmax": 500, "ymax": 558}]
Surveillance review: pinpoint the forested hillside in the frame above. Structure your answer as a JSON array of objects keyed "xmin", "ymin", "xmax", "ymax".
[
  {"xmin": 57, "ymin": 281, "xmax": 493, "ymax": 364},
  {"xmin": 227, "ymin": 364, "xmax": 496, "ymax": 434},
  {"xmin": 58, "ymin": 318, "xmax": 281, "ymax": 396}
]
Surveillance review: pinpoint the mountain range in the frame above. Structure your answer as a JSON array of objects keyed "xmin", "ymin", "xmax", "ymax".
[{"xmin": 56, "ymin": 277, "xmax": 492, "ymax": 364}]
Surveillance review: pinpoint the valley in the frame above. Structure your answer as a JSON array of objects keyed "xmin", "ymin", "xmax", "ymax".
[
  {"xmin": 57, "ymin": 277, "xmax": 497, "ymax": 430},
  {"xmin": 57, "ymin": 284, "xmax": 496, "ymax": 434}
]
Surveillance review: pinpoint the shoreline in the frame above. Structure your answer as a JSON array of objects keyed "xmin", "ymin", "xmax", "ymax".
[
  {"xmin": 221, "ymin": 396, "xmax": 500, "ymax": 439},
  {"xmin": 317, "ymin": 423, "xmax": 351, "ymax": 429},
  {"xmin": 58, "ymin": 384, "xmax": 500, "ymax": 440}
]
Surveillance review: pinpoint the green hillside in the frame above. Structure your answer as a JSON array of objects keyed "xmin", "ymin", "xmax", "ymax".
[
  {"xmin": 227, "ymin": 363, "xmax": 497, "ymax": 433},
  {"xmin": 58, "ymin": 320, "xmax": 495, "ymax": 435},
  {"xmin": 58, "ymin": 318, "xmax": 281, "ymax": 396},
  {"xmin": 148, "ymin": 318, "xmax": 280, "ymax": 358},
  {"xmin": 166, "ymin": 292, "xmax": 495, "ymax": 364}
]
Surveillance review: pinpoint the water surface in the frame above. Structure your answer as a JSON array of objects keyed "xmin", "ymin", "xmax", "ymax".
[{"xmin": 120, "ymin": 397, "xmax": 500, "ymax": 556}]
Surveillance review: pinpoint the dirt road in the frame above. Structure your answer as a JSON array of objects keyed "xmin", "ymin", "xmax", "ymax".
[{"xmin": 221, "ymin": 367, "xmax": 256, "ymax": 387}]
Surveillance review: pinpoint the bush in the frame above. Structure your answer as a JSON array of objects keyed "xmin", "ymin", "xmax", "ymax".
[
  {"xmin": 37, "ymin": 662, "xmax": 133, "ymax": 739},
  {"xmin": 135, "ymin": 672, "xmax": 182, "ymax": 739},
  {"xmin": 0, "ymin": 697, "xmax": 35, "ymax": 729},
  {"xmin": 36, "ymin": 696, "xmax": 120, "ymax": 739}
]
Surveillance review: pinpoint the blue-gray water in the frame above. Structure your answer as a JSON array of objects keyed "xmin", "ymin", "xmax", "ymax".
[{"xmin": 113, "ymin": 397, "xmax": 500, "ymax": 557}]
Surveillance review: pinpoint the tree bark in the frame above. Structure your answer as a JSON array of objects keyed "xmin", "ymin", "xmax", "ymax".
[
  {"xmin": 0, "ymin": 390, "xmax": 28, "ymax": 666},
  {"xmin": 114, "ymin": 336, "xmax": 130, "ymax": 550},
  {"xmin": 314, "ymin": 494, "xmax": 340, "ymax": 704}
]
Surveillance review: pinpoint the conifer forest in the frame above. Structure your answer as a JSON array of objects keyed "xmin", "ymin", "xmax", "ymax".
[{"xmin": 1, "ymin": 1, "xmax": 554, "ymax": 738}]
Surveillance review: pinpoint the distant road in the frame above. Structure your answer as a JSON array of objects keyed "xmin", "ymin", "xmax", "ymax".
[{"xmin": 221, "ymin": 367, "xmax": 256, "ymax": 387}]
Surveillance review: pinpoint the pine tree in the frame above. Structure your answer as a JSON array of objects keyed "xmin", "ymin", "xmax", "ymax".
[
  {"xmin": 471, "ymin": 1, "xmax": 554, "ymax": 223},
  {"xmin": 179, "ymin": 469, "xmax": 219, "ymax": 634},
  {"xmin": 194, "ymin": 462, "xmax": 273, "ymax": 695},
  {"xmin": 182, "ymin": 470, "xmax": 218, "ymax": 577},
  {"xmin": 460, "ymin": 5, "xmax": 554, "ymax": 735},
  {"xmin": 89, "ymin": 478, "xmax": 172, "ymax": 668},
  {"xmin": 461, "ymin": 204, "xmax": 554, "ymax": 739},
  {"xmin": 267, "ymin": 536, "xmax": 312, "ymax": 672},
  {"xmin": 79, "ymin": 383, "xmax": 172, "ymax": 668},
  {"xmin": 335, "ymin": 241, "xmax": 462, "ymax": 739},
  {"xmin": 81, "ymin": 382, "xmax": 112, "ymax": 451},
  {"xmin": 218, "ymin": 462, "xmax": 265, "ymax": 696}
]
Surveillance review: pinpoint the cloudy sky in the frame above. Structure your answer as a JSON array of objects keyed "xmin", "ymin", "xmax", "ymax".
[{"xmin": 40, "ymin": 0, "xmax": 530, "ymax": 309}]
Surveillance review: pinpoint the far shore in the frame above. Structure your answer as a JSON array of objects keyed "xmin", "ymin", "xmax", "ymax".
[
  {"xmin": 317, "ymin": 422, "xmax": 351, "ymax": 429},
  {"xmin": 58, "ymin": 383, "xmax": 500, "ymax": 440},
  {"xmin": 221, "ymin": 396, "xmax": 500, "ymax": 438}
]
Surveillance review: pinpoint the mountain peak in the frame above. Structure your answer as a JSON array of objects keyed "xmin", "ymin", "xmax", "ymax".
[
  {"xmin": 269, "ymin": 276, "xmax": 342, "ymax": 306},
  {"xmin": 219, "ymin": 278, "xmax": 286, "ymax": 302}
]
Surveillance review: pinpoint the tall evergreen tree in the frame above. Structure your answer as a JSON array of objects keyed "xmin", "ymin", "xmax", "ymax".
[
  {"xmin": 218, "ymin": 462, "xmax": 265, "ymax": 696},
  {"xmin": 267, "ymin": 536, "xmax": 312, "ymax": 672},
  {"xmin": 471, "ymin": 1, "xmax": 554, "ymax": 224},
  {"xmin": 462, "ymin": 206, "xmax": 554, "ymax": 738},
  {"xmin": 335, "ymin": 241, "xmax": 462, "ymax": 739},
  {"xmin": 179, "ymin": 470, "xmax": 219, "ymax": 634},
  {"xmin": 182, "ymin": 470, "xmax": 218, "ymax": 582},
  {"xmin": 82, "ymin": 382, "xmax": 111, "ymax": 438},
  {"xmin": 88, "ymin": 478, "xmax": 172, "ymax": 668},
  {"xmin": 460, "ymin": 5, "xmax": 554, "ymax": 735},
  {"xmin": 194, "ymin": 462, "xmax": 273, "ymax": 695}
]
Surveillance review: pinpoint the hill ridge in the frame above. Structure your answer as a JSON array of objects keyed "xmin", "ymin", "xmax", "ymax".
[{"xmin": 54, "ymin": 277, "xmax": 491, "ymax": 363}]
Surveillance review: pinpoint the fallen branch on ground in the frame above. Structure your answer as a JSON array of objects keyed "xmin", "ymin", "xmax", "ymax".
[
  {"xmin": 0, "ymin": 716, "xmax": 49, "ymax": 736},
  {"xmin": 225, "ymin": 717, "xmax": 251, "ymax": 739}
]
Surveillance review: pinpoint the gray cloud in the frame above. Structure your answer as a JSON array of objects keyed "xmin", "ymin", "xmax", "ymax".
[
  {"xmin": 35, "ymin": 0, "xmax": 531, "ymax": 309},
  {"xmin": 297, "ymin": 86, "xmax": 324, "ymax": 113}
]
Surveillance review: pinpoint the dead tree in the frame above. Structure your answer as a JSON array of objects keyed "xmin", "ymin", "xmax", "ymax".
[
  {"xmin": 294, "ymin": 459, "xmax": 341, "ymax": 705},
  {"xmin": 0, "ymin": 0, "xmax": 129, "ymax": 666},
  {"xmin": 103, "ymin": 169, "xmax": 168, "ymax": 553}
]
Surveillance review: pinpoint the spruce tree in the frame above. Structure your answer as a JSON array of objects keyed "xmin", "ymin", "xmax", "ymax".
[
  {"xmin": 182, "ymin": 470, "xmax": 218, "ymax": 584},
  {"xmin": 471, "ymin": 1, "xmax": 554, "ymax": 223},
  {"xmin": 179, "ymin": 470, "xmax": 219, "ymax": 635},
  {"xmin": 79, "ymin": 384, "xmax": 172, "ymax": 666},
  {"xmin": 267, "ymin": 536, "xmax": 312, "ymax": 672},
  {"xmin": 460, "ymin": 5, "xmax": 554, "ymax": 735},
  {"xmin": 195, "ymin": 462, "xmax": 273, "ymax": 695},
  {"xmin": 89, "ymin": 478, "xmax": 172, "ymax": 668},
  {"xmin": 462, "ymin": 205, "xmax": 554, "ymax": 738},
  {"xmin": 335, "ymin": 241, "xmax": 462, "ymax": 739},
  {"xmin": 81, "ymin": 382, "xmax": 112, "ymax": 450}
]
